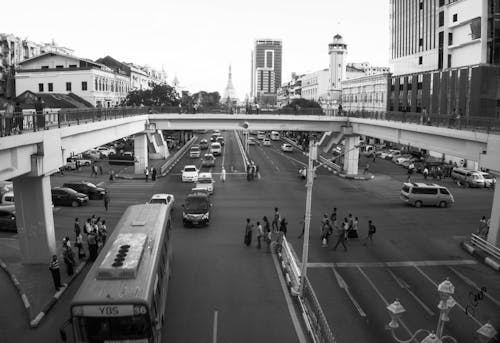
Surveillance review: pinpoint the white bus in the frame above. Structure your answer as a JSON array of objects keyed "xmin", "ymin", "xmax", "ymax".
[
  {"xmin": 270, "ymin": 131, "xmax": 280, "ymax": 141},
  {"xmin": 60, "ymin": 203, "xmax": 172, "ymax": 343}
]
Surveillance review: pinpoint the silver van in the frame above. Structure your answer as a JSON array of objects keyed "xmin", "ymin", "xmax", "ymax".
[
  {"xmin": 400, "ymin": 183, "xmax": 454, "ymax": 208},
  {"xmin": 450, "ymin": 168, "xmax": 485, "ymax": 188}
]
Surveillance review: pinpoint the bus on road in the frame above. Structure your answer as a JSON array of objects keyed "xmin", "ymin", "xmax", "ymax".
[
  {"xmin": 270, "ymin": 131, "xmax": 280, "ymax": 141},
  {"xmin": 60, "ymin": 203, "xmax": 172, "ymax": 343}
]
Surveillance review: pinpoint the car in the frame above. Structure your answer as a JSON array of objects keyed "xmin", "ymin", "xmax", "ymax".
[
  {"xmin": 451, "ymin": 168, "xmax": 485, "ymax": 188},
  {"xmin": 182, "ymin": 165, "xmax": 199, "ymax": 182},
  {"xmin": 211, "ymin": 133, "xmax": 219, "ymax": 142},
  {"xmin": 51, "ymin": 187, "xmax": 89, "ymax": 207},
  {"xmin": 0, "ymin": 205, "xmax": 16, "ymax": 232},
  {"xmin": 0, "ymin": 191, "xmax": 14, "ymax": 205},
  {"xmin": 190, "ymin": 187, "xmax": 210, "ymax": 197},
  {"xmin": 190, "ymin": 146, "xmax": 201, "ymax": 158},
  {"xmin": 216, "ymin": 136, "xmax": 225, "ymax": 146},
  {"xmin": 400, "ymin": 182, "xmax": 454, "ymax": 208},
  {"xmin": 263, "ymin": 138, "xmax": 271, "ymax": 146},
  {"xmin": 199, "ymin": 139, "xmax": 209, "ymax": 150},
  {"xmin": 480, "ymin": 172, "xmax": 496, "ymax": 188},
  {"xmin": 83, "ymin": 149, "xmax": 101, "ymax": 160},
  {"xmin": 122, "ymin": 151, "xmax": 134, "ymax": 158},
  {"xmin": 210, "ymin": 142, "xmax": 222, "ymax": 156},
  {"xmin": 201, "ymin": 153, "xmax": 216, "ymax": 167},
  {"xmin": 182, "ymin": 193, "xmax": 211, "ymax": 227},
  {"xmin": 248, "ymin": 137, "xmax": 257, "ymax": 145},
  {"xmin": 196, "ymin": 172, "xmax": 215, "ymax": 194},
  {"xmin": 62, "ymin": 181, "xmax": 106, "ymax": 200},
  {"xmin": 281, "ymin": 143, "xmax": 293, "ymax": 152},
  {"xmin": 96, "ymin": 146, "xmax": 116, "ymax": 158},
  {"xmin": 257, "ymin": 131, "xmax": 266, "ymax": 140},
  {"xmin": 148, "ymin": 194, "xmax": 175, "ymax": 213}
]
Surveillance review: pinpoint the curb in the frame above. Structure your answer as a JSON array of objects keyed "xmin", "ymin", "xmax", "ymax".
[
  {"xmin": 460, "ymin": 241, "xmax": 500, "ymax": 272},
  {"xmin": 0, "ymin": 258, "xmax": 31, "ymax": 320}
]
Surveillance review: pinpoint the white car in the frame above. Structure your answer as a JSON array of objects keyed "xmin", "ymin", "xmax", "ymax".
[
  {"xmin": 196, "ymin": 172, "xmax": 215, "ymax": 194},
  {"xmin": 281, "ymin": 143, "xmax": 293, "ymax": 152},
  {"xmin": 96, "ymin": 146, "xmax": 116, "ymax": 158},
  {"xmin": 263, "ymin": 138, "xmax": 271, "ymax": 146},
  {"xmin": 190, "ymin": 146, "xmax": 201, "ymax": 158},
  {"xmin": 248, "ymin": 137, "xmax": 257, "ymax": 145},
  {"xmin": 257, "ymin": 131, "xmax": 266, "ymax": 140},
  {"xmin": 182, "ymin": 165, "xmax": 199, "ymax": 182},
  {"xmin": 148, "ymin": 193, "xmax": 175, "ymax": 213},
  {"xmin": 84, "ymin": 149, "xmax": 101, "ymax": 160}
]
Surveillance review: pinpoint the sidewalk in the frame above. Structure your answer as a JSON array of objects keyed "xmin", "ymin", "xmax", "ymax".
[{"xmin": 0, "ymin": 152, "xmax": 179, "ymax": 327}]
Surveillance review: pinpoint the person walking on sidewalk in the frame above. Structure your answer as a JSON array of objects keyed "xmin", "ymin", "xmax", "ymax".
[
  {"xmin": 74, "ymin": 217, "xmax": 81, "ymax": 239},
  {"xmin": 263, "ymin": 216, "xmax": 271, "ymax": 252},
  {"xmin": 363, "ymin": 220, "xmax": 377, "ymax": 246},
  {"xmin": 75, "ymin": 232, "xmax": 86, "ymax": 261},
  {"xmin": 87, "ymin": 229, "xmax": 98, "ymax": 261},
  {"xmin": 63, "ymin": 244, "xmax": 76, "ymax": 276},
  {"xmin": 244, "ymin": 218, "xmax": 254, "ymax": 247},
  {"xmin": 99, "ymin": 220, "xmax": 108, "ymax": 246},
  {"xmin": 256, "ymin": 221, "xmax": 263, "ymax": 249},
  {"xmin": 103, "ymin": 191, "xmax": 110, "ymax": 212},
  {"xmin": 48, "ymin": 255, "xmax": 62, "ymax": 291},
  {"xmin": 272, "ymin": 207, "xmax": 281, "ymax": 232},
  {"xmin": 144, "ymin": 167, "xmax": 149, "ymax": 182},
  {"xmin": 151, "ymin": 167, "xmax": 157, "ymax": 181}
]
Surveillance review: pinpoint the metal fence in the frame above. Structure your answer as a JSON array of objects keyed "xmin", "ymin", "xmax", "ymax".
[{"xmin": 470, "ymin": 233, "xmax": 500, "ymax": 260}]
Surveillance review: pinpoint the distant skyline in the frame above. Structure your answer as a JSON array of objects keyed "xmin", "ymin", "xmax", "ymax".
[{"xmin": 3, "ymin": 0, "xmax": 390, "ymax": 98}]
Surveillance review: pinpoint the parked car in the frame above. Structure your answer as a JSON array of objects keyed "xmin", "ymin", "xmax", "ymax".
[
  {"xmin": 182, "ymin": 165, "xmax": 199, "ymax": 182},
  {"xmin": 216, "ymin": 136, "xmax": 225, "ymax": 146},
  {"xmin": 196, "ymin": 172, "xmax": 215, "ymax": 194},
  {"xmin": 182, "ymin": 193, "xmax": 211, "ymax": 227},
  {"xmin": 96, "ymin": 146, "xmax": 116, "ymax": 158},
  {"xmin": 0, "ymin": 191, "xmax": 14, "ymax": 205},
  {"xmin": 51, "ymin": 187, "xmax": 89, "ymax": 207},
  {"xmin": 0, "ymin": 205, "xmax": 16, "ymax": 232},
  {"xmin": 400, "ymin": 182, "xmax": 454, "ymax": 208},
  {"xmin": 62, "ymin": 181, "xmax": 105, "ymax": 200},
  {"xmin": 190, "ymin": 146, "xmax": 201, "ymax": 158},
  {"xmin": 480, "ymin": 172, "xmax": 496, "ymax": 188},
  {"xmin": 83, "ymin": 150, "xmax": 101, "ymax": 160},
  {"xmin": 199, "ymin": 139, "xmax": 209, "ymax": 150},
  {"xmin": 263, "ymin": 138, "xmax": 271, "ymax": 146},
  {"xmin": 281, "ymin": 143, "xmax": 293, "ymax": 152},
  {"xmin": 451, "ymin": 168, "xmax": 485, "ymax": 188},
  {"xmin": 201, "ymin": 153, "xmax": 216, "ymax": 167}
]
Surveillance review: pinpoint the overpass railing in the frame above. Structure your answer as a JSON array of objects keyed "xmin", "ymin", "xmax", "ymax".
[{"xmin": 470, "ymin": 233, "xmax": 500, "ymax": 260}]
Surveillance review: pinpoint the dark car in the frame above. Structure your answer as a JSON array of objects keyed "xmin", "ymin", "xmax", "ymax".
[
  {"xmin": 182, "ymin": 193, "xmax": 211, "ymax": 227},
  {"xmin": 51, "ymin": 187, "xmax": 89, "ymax": 207},
  {"xmin": 0, "ymin": 206, "xmax": 16, "ymax": 232},
  {"xmin": 62, "ymin": 181, "xmax": 105, "ymax": 200}
]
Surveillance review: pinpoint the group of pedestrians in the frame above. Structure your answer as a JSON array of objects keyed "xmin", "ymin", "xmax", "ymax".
[
  {"xmin": 90, "ymin": 162, "xmax": 103, "ymax": 177},
  {"xmin": 246, "ymin": 162, "xmax": 260, "ymax": 181},
  {"xmin": 144, "ymin": 167, "xmax": 157, "ymax": 182},
  {"xmin": 244, "ymin": 207, "xmax": 287, "ymax": 252},
  {"xmin": 314, "ymin": 208, "xmax": 376, "ymax": 251},
  {"xmin": 48, "ymin": 215, "xmax": 109, "ymax": 291}
]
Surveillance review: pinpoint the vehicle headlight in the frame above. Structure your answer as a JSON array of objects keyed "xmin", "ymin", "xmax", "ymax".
[
  {"xmin": 202, "ymin": 212, "xmax": 209, "ymax": 220},
  {"xmin": 183, "ymin": 212, "xmax": 188, "ymax": 218}
]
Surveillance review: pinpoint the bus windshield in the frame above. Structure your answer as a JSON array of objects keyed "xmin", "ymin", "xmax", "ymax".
[{"xmin": 75, "ymin": 315, "xmax": 151, "ymax": 342}]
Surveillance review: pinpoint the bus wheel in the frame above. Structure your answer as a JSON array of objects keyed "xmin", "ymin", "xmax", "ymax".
[{"xmin": 414, "ymin": 201, "xmax": 422, "ymax": 208}]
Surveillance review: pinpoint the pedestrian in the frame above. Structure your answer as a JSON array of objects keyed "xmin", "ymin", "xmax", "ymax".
[
  {"xmin": 90, "ymin": 163, "xmax": 97, "ymax": 178},
  {"xmin": 62, "ymin": 236, "xmax": 71, "ymax": 250},
  {"xmin": 3, "ymin": 97, "xmax": 14, "ymax": 135},
  {"xmin": 349, "ymin": 217, "xmax": 359, "ymax": 239},
  {"xmin": 99, "ymin": 220, "xmax": 107, "ymax": 246},
  {"xmin": 103, "ymin": 191, "xmax": 110, "ymax": 211},
  {"xmin": 332, "ymin": 219, "xmax": 348, "ymax": 251},
  {"xmin": 246, "ymin": 164, "xmax": 252, "ymax": 181},
  {"xmin": 244, "ymin": 218, "xmax": 254, "ymax": 246},
  {"xmin": 263, "ymin": 216, "xmax": 272, "ymax": 252},
  {"xmin": 255, "ymin": 164, "xmax": 260, "ymax": 180},
  {"xmin": 14, "ymin": 102, "xmax": 23, "ymax": 134},
  {"xmin": 74, "ymin": 217, "xmax": 81, "ymax": 239},
  {"xmin": 364, "ymin": 220, "xmax": 377, "ymax": 246},
  {"xmin": 321, "ymin": 215, "xmax": 332, "ymax": 247},
  {"xmin": 330, "ymin": 207, "xmax": 337, "ymax": 224},
  {"xmin": 90, "ymin": 214, "xmax": 97, "ymax": 225},
  {"xmin": 423, "ymin": 167, "xmax": 429, "ymax": 180},
  {"xmin": 109, "ymin": 169, "xmax": 115, "ymax": 182},
  {"xmin": 75, "ymin": 232, "xmax": 85, "ymax": 261},
  {"xmin": 84, "ymin": 218, "xmax": 92, "ymax": 235},
  {"xmin": 144, "ymin": 167, "xmax": 149, "ymax": 182},
  {"xmin": 63, "ymin": 245, "xmax": 75, "ymax": 276},
  {"xmin": 256, "ymin": 221, "xmax": 263, "ymax": 249},
  {"xmin": 48, "ymin": 255, "xmax": 62, "ymax": 291},
  {"xmin": 279, "ymin": 217, "xmax": 288, "ymax": 237},
  {"xmin": 87, "ymin": 229, "xmax": 98, "ymax": 261},
  {"xmin": 478, "ymin": 216, "xmax": 488, "ymax": 238},
  {"xmin": 272, "ymin": 207, "xmax": 280, "ymax": 232},
  {"xmin": 152, "ymin": 167, "xmax": 157, "ymax": 181},
  {"xmin": 34, "ymin": 96, "xmax": 45, "ymax": 130},
  {"xmin": 364, "ymin": 162, "xmax": 370, "ymax": 175}
]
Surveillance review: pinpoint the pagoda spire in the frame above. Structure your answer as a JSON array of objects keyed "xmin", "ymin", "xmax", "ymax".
[{"xmin": 223, "ymin": 64, "xmax": 238, "ymax": 102}]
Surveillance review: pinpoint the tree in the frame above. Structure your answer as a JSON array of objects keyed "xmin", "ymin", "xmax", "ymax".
[
  {"xmin": 283, "ymin": 98, "xmax": 322, "ymax": 110},
  {"xmin": 124, "ymin": 83, "xmax": 179, "ymax": 106}
]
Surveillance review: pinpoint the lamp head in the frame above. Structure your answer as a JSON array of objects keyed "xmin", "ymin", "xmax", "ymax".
[
  {"xmin": 438, "ymin": 278, "xmax": 455, "ymax": 300},
  {"xmin": 421, "ymin": 332, "xmax": 441, "ymax": 343},
  {"xmin": 386, "ymin": 300, "xmax": 405, "ymax": 329},
  {"xmin": 476, "ymin": 322, "xmax": 498, "ymax": 342}
]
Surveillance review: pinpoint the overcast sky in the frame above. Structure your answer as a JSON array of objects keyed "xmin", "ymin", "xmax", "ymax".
[{"xmin": 4, "ymin": 0, "xmax": 390, "ymax": 98}]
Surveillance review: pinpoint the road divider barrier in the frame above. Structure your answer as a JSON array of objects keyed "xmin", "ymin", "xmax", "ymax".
[{"xmin": 160, "ymin": 136, "xmax": 198, "ymax": 176}]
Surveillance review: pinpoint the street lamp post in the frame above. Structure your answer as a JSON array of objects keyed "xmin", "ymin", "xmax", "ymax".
[{"xmin": 386, "ymin": 278, "xmax": 497, "ymax": 343}]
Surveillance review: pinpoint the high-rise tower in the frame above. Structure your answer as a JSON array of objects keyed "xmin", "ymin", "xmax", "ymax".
[
  {"xmin": 328, "ymin": 34, "xmax": 347, "ymax": 91},
  {"xmin": 250, "ymin": 39, "xmax": 282, "ymax": 105}
]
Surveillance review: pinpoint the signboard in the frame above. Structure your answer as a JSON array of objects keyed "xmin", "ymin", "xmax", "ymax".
[{"xmin": 81, "ymin": 305, "xmax": 134, "ymax": 317}]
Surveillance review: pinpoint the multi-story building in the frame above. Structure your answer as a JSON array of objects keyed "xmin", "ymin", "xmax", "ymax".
[
  {"xmin": 389, "ymin": 0, "xmax": 500, "ymax": 117},
  {"xmin": 16, "ymin": 52, "xmax": 130, "ymax": 107},
  {"xmin": 250, "ymin": 39, "xmax": 282, "ymax": 106},
  {"xmin": 300, "ymin": 69, "xmax": 330, "ymax": 102},
  {"xmin": 341, "ymin": 73, "xmax": 392, "ymax": 115},
  {"xmin": 346, "ymin": 62, "xmax": 390, "ymax": 77},
  {"xmin": 277, "ymin": 73, "xmax": 303, "ymax": 107}
]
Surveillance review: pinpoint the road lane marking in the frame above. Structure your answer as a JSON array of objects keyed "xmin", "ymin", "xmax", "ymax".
[
  {"xmin": 266, "ymin": 147, "xmax": 307, "ymax": 168},
  {"xmin": 212, "ymin": 310, "xmax": 218, "ymax": 343},
  {"xmin": 357, "ymin": 266, "xmax": 418, "ymax": 342},
  {"xmin": 271, "ymin": 247, "xmax": 307, "ymax": 343},
  {"xmin": 448, "ymin": 266, "xmax": 500, "ymax": 309},
  {"xmin": 307, "ymin": 259, "xmax": 477, "ymax": 268},
  {"xmin": 331, "ymin": 267, "xmax": 366, "ymax": 318},
  {"xmin": 386, "ymin": 268, "xmax": 435, "ymax": 316},
  {"xmin": 414, "ymin": 266, "xmax": 483, "ymax": 326}
]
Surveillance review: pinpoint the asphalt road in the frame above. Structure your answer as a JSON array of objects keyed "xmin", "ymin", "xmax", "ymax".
[{"xmin": 1, "ymin": 131, "xmax": 499, "ymax": 343}]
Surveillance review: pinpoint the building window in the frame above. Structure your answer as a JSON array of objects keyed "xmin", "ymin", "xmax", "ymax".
[
  {"xmin": 439, "ymin": 0, "xmax": 445, "ymax": 6},
  {"xmin": 38, "ymin": 83, "xmax": 44, "ymax": 92},
  {"xmin": 419, "ymin": 56, "xmax": 423, "ymax": 65},
  {"xmin": 48, "ymin": 83, "xmax": 53, "ymax": 92},
  {"xmin": 453, "ymin": 13, "xmax": 458, "ymax": 22},
  {"xmin": 439, "ymin": 11, "xmax": 444, "ymax": 27},
  {"xmin": 81, "ymin": 81, "xmax": 87, "ymax": 91},
  {"xmin": 419, "ymin": 38, "xmax": 423, "ymax": 47},
  {"xmin": 41, "ymin": 66, "xmax": 49, "ymax": 69},
  {"xmin": 66, "ymin": 82, "xmax": 72, "ymax": 91},
  {"xmin": 419, "ymin": 0, "xmax": 423, "ymax": 9},
  {"xmin": 448, "ymin": 32, "xmax": 453, "ymax": 45},
  {"xmin": 448, "ymin": 54, "xmax": 452, "ymax": 67}
]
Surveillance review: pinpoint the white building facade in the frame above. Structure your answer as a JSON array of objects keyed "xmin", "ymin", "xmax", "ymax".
[
  {"xmin": 300, "ymin": 69, "xmax": 330, "ymax": 102},
  {"xmin": 341, "ymin": 73, "xmax": 391, "ymax": 115},
  {"xmin": 15, "ymin": 52, "xmax": 130, "ymax": 107}
]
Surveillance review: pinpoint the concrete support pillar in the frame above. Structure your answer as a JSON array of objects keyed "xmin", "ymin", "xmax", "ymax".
[
  {"xmin": 343, "ymin": 135, "xmax": 360, "ymax": 175},
  {"xmin": 134, "ymin": 133, "xmax": 148, "ymax": 174},
  {"xmin": 157, "ymin": 130, "xmax": 169, "ymax": 159},
  {"xmin": 487, "ymin": 182, "xmax": 500, "ymax": 247},
  {"xmin": 466, "ymin": 160, "xmax": 479, "ymax": 170},
  {"xmin": 13, "ymin": 175, "xmax": 56, "ymax": 264}
]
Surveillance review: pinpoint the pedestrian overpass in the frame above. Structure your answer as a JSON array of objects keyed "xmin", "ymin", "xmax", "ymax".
[{"xmin": 1, "ymin": 112, "xmax": 499, "ymax": 263}]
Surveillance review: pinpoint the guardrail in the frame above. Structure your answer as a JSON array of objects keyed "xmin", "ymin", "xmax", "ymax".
[
  {"xmin": 470, "ymin": 233, "xmax": 500, "ymax": 260},
  {"xmin": 277, "ymin": 237, "xmax": 336, "ymax": 343},
  {"xmin": 159, "ymin": 136, "xmax": 197, "ymax": 176}
]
